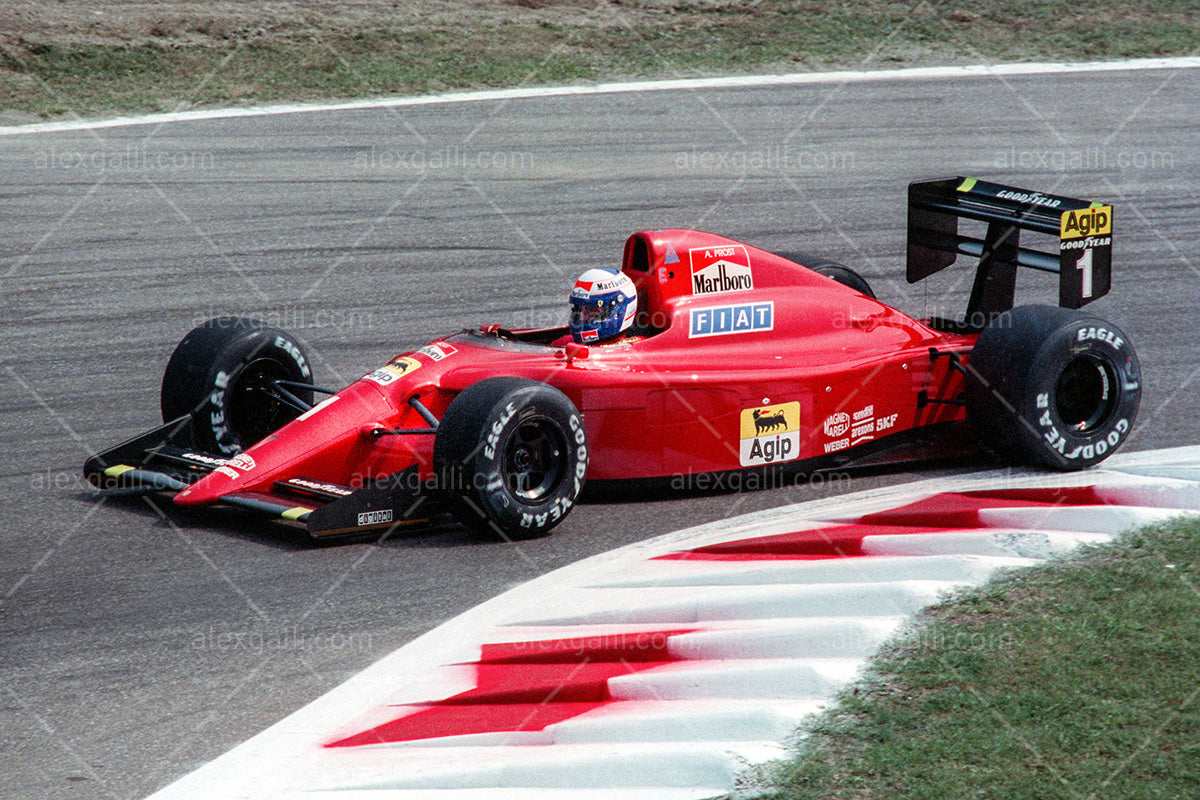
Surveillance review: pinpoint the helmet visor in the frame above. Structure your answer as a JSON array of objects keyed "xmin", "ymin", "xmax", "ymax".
[{"xmin": 571, "ymin": 301, "xmax": 613, "ymax": 327}]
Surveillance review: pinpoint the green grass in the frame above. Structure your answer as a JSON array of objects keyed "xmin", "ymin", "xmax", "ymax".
[
  {"xmin": 3, "ymin": 1, "xmax": 1200, "ymax": 120},
  {"xmin": 758, "ymin": 517, "xmax": 1200, "ymax": 799}
]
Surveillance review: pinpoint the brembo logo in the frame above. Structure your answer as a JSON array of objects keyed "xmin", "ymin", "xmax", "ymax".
[{"xmin": 689, "ymin": 245, "xmax": 753, "ymax": 295}]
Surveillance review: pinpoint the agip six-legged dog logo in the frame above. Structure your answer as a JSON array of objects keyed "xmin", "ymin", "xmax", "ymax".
[{"xmin": 739, "ymin": 402, "xmax": 802, "ymax": 467}]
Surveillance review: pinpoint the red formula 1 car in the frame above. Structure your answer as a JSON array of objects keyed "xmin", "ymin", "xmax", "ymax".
[{"xmin": 85, "ymin": 178, "xmax": 1140, "ymax": 538}]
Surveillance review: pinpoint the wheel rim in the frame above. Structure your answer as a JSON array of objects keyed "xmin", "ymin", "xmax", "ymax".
[
  {"xmin": 502, "ymin": 416, "xmax": 567, "ymax": 502},
  {"xmin": 227, "ymin": 357, "xmax": 298, "ymax": 448},
  {"xmin": 1055, "ymin": 354, "xmax": 1117, "ymax": 433}
]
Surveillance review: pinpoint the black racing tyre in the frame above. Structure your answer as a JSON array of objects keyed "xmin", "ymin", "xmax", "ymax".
[
  {"xmin": 964, "ymin": 305, "xmax": 1140, "ymax": 470},
  {"xmin": 776, "ymin": 251, "xmax": 876, "ymax": 299},
  {"xmin": 161, "ymin": 317, "xmax": 315, "ymax": 455},
  {"xmin": 433, "ymin": 377, "xmax": 587, "ymax": 539}
]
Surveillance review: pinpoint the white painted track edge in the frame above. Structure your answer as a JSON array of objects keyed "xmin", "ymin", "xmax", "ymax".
[{"xmin": 4, "ymin": 56, "xmax": 1200, "ymax": 137}]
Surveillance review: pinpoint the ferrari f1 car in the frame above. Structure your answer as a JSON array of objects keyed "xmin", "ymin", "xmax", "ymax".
[{"xmin": 85, "ymin": 177, "xmax": 1140, "ymax": 539}]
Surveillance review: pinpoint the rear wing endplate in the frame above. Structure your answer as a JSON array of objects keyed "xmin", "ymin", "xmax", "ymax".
[{"xmin": 907, "ymin": 177, "xmax": 1113, "ymax": 321}]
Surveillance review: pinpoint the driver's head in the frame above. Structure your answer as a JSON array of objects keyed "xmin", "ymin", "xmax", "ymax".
[{"xmin": 568, "ymin": 267, "xmax": 637, "ymax": 344}]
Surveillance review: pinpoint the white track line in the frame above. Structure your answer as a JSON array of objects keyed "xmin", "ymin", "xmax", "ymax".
[{"xmin": 4, "ymin": 56, "xmax": 1200, "ymax": 137}]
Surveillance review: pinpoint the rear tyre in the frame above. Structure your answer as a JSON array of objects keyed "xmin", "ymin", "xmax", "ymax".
[
  {"xmin": 161, "ymin": 317, "xmax": 314, "ymax": 455},
  {"xmin": 776, "ymin": 252, "xmax": 876, "ymax": 298},
  {"xmin": 434, "ymin": 378, "xmax": 587, "ymax": 539},
  {"xmin": 964, "ymin": 305, "xmax": 1140, "ymax": 470}
]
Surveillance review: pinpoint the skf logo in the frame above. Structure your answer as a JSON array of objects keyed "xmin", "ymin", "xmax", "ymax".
[
  {"xmin": 739, "ymin": 401, "xmax": 801, "ymax": 467},
  {"xmin": 1060, "ymin": 205, "xmax": 1112, "ymax": 239}
]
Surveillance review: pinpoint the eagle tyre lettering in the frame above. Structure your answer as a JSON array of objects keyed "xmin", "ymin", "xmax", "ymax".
[
  {"xmin": 964, "ymin": 305, "xmax": 1140, "ymax": 470},
  {"xmin": 434, "ymin": 377, "xmax": 587, "ymax": 539},
  {"xmin": 161, "ymin": 317, "xmax": 315, "ymax": 455},
  {"xmin": 484, "ymin": 402, "xmax": 518, "ymax": 460}
]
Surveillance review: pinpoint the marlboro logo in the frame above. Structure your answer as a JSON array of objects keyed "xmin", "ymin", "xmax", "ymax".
[{"xmin": 689, "ymin": 245, "xmax": 753, "ymax": 295}]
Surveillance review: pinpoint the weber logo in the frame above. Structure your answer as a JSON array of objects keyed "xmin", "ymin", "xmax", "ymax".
[{"xmin": 689, "ymin": 245, "xmax": 753, "ymax": 295}]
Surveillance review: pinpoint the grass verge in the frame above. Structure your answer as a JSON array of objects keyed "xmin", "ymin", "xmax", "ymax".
[
  {"xmin": 2, "ymin": 1, "xmax": 1200, "ymax": 120},
  {"xmin": 758, "ymin": 516, "xmax": 1200, "ymax": 799}
]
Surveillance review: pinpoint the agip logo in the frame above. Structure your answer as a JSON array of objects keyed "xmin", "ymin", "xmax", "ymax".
[
  {"xmin": 364, "ymin": 357, "xmax": 421, "ymax": 385},
  {"xmin": 739, "ymin": 402, "xmax": 801, "ymax": 467},
  {"xmin": 1060, "ymin": 205, "xmax": 1112, "ymax": 239}
]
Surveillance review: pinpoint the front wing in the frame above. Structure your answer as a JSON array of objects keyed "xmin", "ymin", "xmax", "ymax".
[{"xmin": 83, "ymin": 417, "xmax": 445, "ymax": 538}]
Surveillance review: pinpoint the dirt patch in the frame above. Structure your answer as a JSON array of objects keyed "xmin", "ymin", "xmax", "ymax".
[{"xmin": 0, "ymin": 1, "xmax": 695, "ymax": 47}]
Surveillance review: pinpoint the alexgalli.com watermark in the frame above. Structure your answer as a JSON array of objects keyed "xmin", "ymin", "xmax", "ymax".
[
  {"xmin": 994, "ymin": 145, "xmax": 1175, "ymax": 171},
  {"xmin": 191, "ymin": 625, "xmax": 376, "ymax": 656},
  {"xmin": 35, "ymin": 144, "xmax": 216, "ymax": 173},
  {"xmin": 189, "ymin": 306, "xmax": 375, "ymax": 332},
  {"xmin": 354, "ymin": 145, "xmax": 535, "ymax": 172},
  {"xmin": 674, "ymin": 145, "xmax": 855, "ymax": 172}
]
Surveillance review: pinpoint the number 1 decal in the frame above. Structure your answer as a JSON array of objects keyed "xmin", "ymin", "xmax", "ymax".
[{"xmin": 1076, "ymin": 248, "xmax": 1094, "ymax": 299}]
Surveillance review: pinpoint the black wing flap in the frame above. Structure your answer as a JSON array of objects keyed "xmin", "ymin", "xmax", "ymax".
[
  {"xmin": 84, "ymin": 416, "xmax": 206, "ymax": 492},
  {"xmin": 908, "ymin": 177, "xmax": 1113, "ymax": 316},
  {"xmin": 303, "ymin": 467, "xmax": 444, "ymax": 538}
]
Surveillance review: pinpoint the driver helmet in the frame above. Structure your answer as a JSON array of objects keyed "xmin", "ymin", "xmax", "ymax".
[{"xmin": 568, "ymin": 267, "xmax": 637, "ymax": 344}]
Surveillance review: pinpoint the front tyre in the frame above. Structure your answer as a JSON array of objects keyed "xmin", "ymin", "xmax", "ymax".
[
  {"xmin": 434, "ymin": 378, "xmax": 587, "ymax": 539},
  {"xmin": 161, "ymin": 317, "xmax": 314, "ymax": 455},
  {"xmin": 965, "ymin": 305, "xmax": 1140, "ymax": 470}
]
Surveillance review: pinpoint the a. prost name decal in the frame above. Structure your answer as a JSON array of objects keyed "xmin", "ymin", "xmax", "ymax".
[
  {"xmin": 689, "ymin": 301, "xmax": 773, "ymax": 338},
  {"xmin": 739, "ymin": 401, "xmax": 801, "ymax": 466},
  {"xmin": 365, "ymin": 357, "xmax": 421, "ymax": 385},
  {"xmin": 689, "ymin": 245, "xmax": 753, "ymax": 295}
]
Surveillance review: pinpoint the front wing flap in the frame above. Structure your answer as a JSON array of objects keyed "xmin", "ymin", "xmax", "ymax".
[{"xmin": 84, "ymin": 419, "xmax": 445, "ymax": 539}]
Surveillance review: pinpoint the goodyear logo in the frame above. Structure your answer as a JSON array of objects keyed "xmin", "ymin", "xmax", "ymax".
[
  {"xmin": 1060, "ymin": 205, "xmax": 1112, "ymax": 239},
  {"xmin": 739, "ymin": 401, "xmax": 801, "ymax": 467},
  {"xmin": 690, "ymin": 301, "xmax": 773, "ymax": 338}
]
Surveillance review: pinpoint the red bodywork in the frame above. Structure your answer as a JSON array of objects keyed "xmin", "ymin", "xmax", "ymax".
[{"xmin": 174, "ymin": 230, "xmax": 975, "ymax": 508}]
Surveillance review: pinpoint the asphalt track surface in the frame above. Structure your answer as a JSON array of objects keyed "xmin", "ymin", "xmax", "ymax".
[{"xmin": 2, "ymin": 64, "xmax": 1199, "ymax": 799}]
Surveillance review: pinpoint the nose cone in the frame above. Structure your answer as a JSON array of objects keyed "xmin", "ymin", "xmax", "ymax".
[
  {"xmin": 174, "ymin": 452, "xmax": 259, "ymax": 505},
  {"xmin": 173, "ymin": 380, "xmax": 400, "ymax": 507}
]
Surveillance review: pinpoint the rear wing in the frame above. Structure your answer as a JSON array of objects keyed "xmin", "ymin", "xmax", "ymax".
[{"xmin": 907, "ymin": 177, "xmax": 1113, "ymax": 323}]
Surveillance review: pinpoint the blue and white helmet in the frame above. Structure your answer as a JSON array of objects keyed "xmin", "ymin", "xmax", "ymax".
[{"xmin": 568, "ymin": 267, "xmax": 637, "ymax": 344}]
